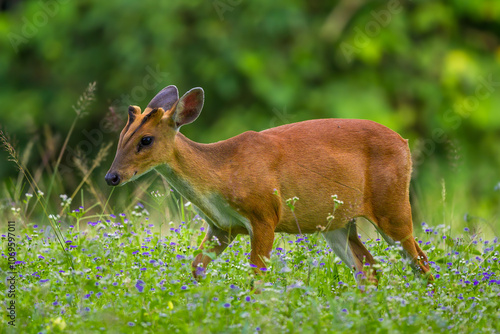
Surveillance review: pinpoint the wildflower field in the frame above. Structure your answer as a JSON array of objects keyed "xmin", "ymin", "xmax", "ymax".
[
  {"xmin": 1, "ymin": 188, "xmax": 499, "ymax": 333},
  {"xmin": 0, "ymin": 83, "xmax": 498, "ymax": 334},
  {"xmin": 2, "ymin": 0, "xmax": 500, "ymax": 333}
]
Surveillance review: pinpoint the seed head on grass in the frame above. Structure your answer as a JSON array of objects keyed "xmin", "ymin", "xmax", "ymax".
[
  {"xmin": 0, "ymin": 129, "xmax": 21, "ymax": 170},
  {"xmin": 72, "ymin": 82, "xmax": 96, "ymax": 117}
]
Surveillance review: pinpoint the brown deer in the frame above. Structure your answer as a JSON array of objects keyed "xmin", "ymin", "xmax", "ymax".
[{"xmin": 105, "ymin": 85, "xmax": 433, "ymax": 285}]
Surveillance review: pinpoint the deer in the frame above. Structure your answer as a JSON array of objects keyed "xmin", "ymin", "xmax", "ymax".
[{"xmin": 105, "ymin": 85, "xmax": 433, "ymax": 286}]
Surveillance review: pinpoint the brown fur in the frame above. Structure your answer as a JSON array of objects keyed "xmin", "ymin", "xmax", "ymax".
[{"xmin": 106, "ymin": 87, "xmax": 433, "ymax": 285}]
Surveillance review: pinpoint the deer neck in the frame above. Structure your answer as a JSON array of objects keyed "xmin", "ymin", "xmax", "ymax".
[{"xmin": 155, "ymin": 133, "xmax": 223, "ymax": 200}]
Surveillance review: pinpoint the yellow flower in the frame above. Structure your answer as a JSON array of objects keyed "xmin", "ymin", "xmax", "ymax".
[{"xmin": 52, "ymin": 317, "xmax": 67, "ymax": 331}]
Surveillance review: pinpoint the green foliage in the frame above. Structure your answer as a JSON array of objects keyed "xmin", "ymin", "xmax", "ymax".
[{"xmin": 1, "ymin": 1, "xmax": 499, "ymax": 227}]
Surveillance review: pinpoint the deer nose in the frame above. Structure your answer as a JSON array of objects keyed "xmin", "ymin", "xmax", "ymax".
[{"xmin": 105, "ymin": 172, "xmax": 121, "ymax": 186}]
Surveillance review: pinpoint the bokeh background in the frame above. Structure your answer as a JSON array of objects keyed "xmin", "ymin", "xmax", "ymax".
[{"xmin": 1, "ymin": 0, "xmax": 499, "ymax": 234}]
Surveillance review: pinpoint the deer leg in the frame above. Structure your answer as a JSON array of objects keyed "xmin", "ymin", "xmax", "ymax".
[
  {"xmin": 192, "ymin": 224, "xmax": 235, "ymax": 279},
  {"xmin": 249, "ymin": 222, "xmax": 275, "ymax": 272},
  {"xmin": 345, "ymin": 220, "xmax": 379, "ymax": 285},
  {"xmin": 374, "ymin": 208, "xmax": 433, "ymax": 282},
  {"xmin": 323, "ymin": 228, "xmax": 358, "ymax": 273},
  {"xmin": 323, "ymin": 220, "xmax": 379, "ymax": 288}
]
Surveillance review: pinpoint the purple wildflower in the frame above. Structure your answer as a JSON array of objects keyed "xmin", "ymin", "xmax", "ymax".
[{"xmin": 135, "ymin": 280, "xmax": 145, "ymax": 293}]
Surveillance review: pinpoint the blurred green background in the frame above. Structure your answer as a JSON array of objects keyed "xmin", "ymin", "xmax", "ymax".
[{"xmin": 1, "ymin": 0, "xmax": 499, "ymax": 233}]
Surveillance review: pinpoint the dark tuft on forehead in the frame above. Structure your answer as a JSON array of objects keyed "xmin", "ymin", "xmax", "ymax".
[{"xmin": 128, "ymin": 106, "xmax": 138, "ymax": 123}]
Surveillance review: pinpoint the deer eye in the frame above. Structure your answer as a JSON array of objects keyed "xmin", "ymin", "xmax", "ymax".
[{"xmin": 140, "ymin": 136, "xmax": 153, "ymax": 147}]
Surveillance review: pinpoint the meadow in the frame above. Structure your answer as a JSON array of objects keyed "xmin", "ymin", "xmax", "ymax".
[{"xmin": 1, "ymin": 163, "xmax": 499, "ymax": 333}]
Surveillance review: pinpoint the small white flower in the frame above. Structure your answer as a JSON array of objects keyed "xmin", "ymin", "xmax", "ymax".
[
  {"xmin": 25, "ymin": 193, "xmax": 33, "ymax": 199},
  {"xmin": 151, "ymin": 190, "xmax": 165, "ymax": 198},
  {"xmin": 59, "ymin": 194, "xmax": 72, "ymax": 206},
  {"xmin": 331, "ymin": 194, "xmax": 343, "ymax": 205},
  {"xmin": 37, "ymin": 190, "xmax": 44, "ymax": 196}
]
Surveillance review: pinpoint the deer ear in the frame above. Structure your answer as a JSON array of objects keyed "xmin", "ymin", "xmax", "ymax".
[
  {"xmin": 147, "ymin": 85, "xmax": 179, "ymax": 111},
  {"xmin": 171, "ymin": 87, "xmax": 204, "ymax": 129}
]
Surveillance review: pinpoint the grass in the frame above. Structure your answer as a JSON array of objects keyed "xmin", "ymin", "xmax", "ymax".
[
  {"xmin": 1, "ymin": 84, "xmax": 499, "ymax": 333},
  {"xmin": 1, "ymin": 196, "xmax": 499, "ymax": 333}
]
